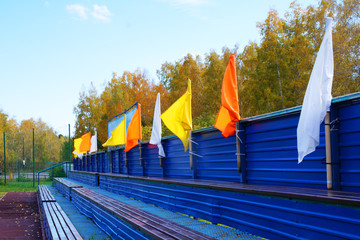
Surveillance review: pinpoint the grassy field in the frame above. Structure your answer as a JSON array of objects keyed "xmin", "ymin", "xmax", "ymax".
[{"xmin": 0, "ymin": 180, "xmax": 52, "ymax": 198}]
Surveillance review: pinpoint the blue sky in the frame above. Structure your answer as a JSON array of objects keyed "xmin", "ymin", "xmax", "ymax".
[{"xmin": 0, "ymin": 0, "xmax": 318, "ymax": 136}]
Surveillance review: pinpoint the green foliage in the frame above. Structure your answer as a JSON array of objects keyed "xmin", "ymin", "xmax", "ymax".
[
  {"xmin": 60, "ymin": 138, "xmax": 72, "ymax": 162},
  {"xmin": 73, "ymin": 0, "xmax": 360, "ymax": 144},
  {"xmin": 49, "ymin": 166, "xmax": 66, "ymax": 181}
]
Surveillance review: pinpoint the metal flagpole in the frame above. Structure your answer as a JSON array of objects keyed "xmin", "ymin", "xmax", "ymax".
[
  {"xmin": 4, "ymin": 132, "xmax": 6, "ymax": 184},
  {"xmin": 236, "ymin": 121, "xmax": 241, "ymax": 172},
  {"xmin": 325, "ymin": 112, "xmax": 333, "ymax": 189},
  {"xmin": 32, "ymin": 128, "xmax": 35, "ymax": 187},
  {"xmin": 68, "ymin": 124, "xmax": 71, "ymax": 174}
]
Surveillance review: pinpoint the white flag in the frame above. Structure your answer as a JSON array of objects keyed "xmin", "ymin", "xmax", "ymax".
[
  {"xmin": 150, "ymin": 93, "xmax": 165, "ymax": 157},
  {"xmin": 90, "ymin": 131, "xmax": 98, "ymax": 153},
  {"xmin": 297, "ymin": 17, "xmax": 334, "ymax": 163}
]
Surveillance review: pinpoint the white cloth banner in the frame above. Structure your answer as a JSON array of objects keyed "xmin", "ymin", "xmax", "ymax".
[
  {"xmin": 297, "ymin": 17, "xmax": 334, "ymax": 163},
  {"xmin": 90, "ymin": 131, "xmax": 98, "ymax": 153},
  {"xmin": 150, "ymin": 93, "xmax": 165, "ymax": 157}
]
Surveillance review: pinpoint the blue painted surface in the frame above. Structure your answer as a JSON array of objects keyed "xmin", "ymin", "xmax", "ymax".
[
  {"xmin": 72, "ymin": 189, "xmax": 151, "ymax": 240},
  {"xmin": 143, "ymin": 143, "xmax": 163, "ymax": 178},
  {"xmin": 77, "ymin": 92, "xmax": 360, "ymax": 192},
  {"xmin": 90, "ymin": 154, "xmax": 95, "ymax": 172},
  {"xmin": 97, "ymin": 174, "xmax": 360, "ymax": 240},
  {"xmin": 47, "ymin": 185, "xmax": 109, "ymax": 240},
  {"xmin": 102, "ymin": 152, "xmax": 109, "ymax": 173},
  {"xmin": 127, "ymin": 145, "xmax": 143, "ymax": 176},
  {"xmin": 338, "ymin": 100, "xmax": 360, "ymax": 192},
  {"xmin": 68, "ymin": 171, "xmax": 98, "ymax": 186},
  {"xmin": 96, "ymin": 153, "xmax": 102, "ymax": 173},
  {"xmin": 164, "ymin": 137, "xmax": 192, "ymax": 179},
  {"xmin": 120, "ymin": 149, "xmax": 127, "ymax": 174},
  {"xmin": 194, "ymin": 130, "xmax": 240, "ymax": 182},
  {"xmin": 66, "ymin": 177, "xmax": 265, "ymax": 240},
  {"xmin": 86, "ymin": 155, "xmax": 90, "ymax": 171},
  {"xmin": 111, "ymin": 149, "xmax": 120, "ymax": 174},
  {"xmin": 245, "ymin": 113, "xmax": 327, "ymax": 188}
]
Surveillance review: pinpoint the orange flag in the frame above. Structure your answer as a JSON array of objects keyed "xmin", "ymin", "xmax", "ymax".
[
  {"xmin": 79, "ymin": 132, "xmax": 91, "ymax": 152},
  {"xmin": 214, "ymin": 54, "xmax": 240, "ymax": 137},
  {"xmin": 125, "ymin": 104, "xmax": 142, "ymax": 152}
]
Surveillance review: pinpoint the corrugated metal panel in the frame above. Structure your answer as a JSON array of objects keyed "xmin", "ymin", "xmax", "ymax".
[
  {"xmin": 97, "ymin": 174, "xmax": 360, "ymax": 240},
  {"xmin": 73, "ymin": 159, "xmax": 77, "ymax": 171},
  {"xmin": 72, "ymin": 190, "xmax": 150, "ymax": 240},
  {"xmin": 127, "ymin": 146, "xmax": 143, "ymax": 176},
  {"xmin": 92, "ymin": 155, "xmax": 97, "ymax": 172},
  {"xmin": 143, "ymin": 143, "xmax": 163, "ymax": 178},
  {"xmin": 164, "ymin": 138, "xmax": 192, "ymax": 179},
  {"xmin": 82, "ymin": 157, "xmax": 86, "ymax": 171},
  {"xmin": 194, "ymin": 130, "xmax": 240, "ymax": 182},
  {"xmin": 338, "ymin": 100, "xmax": 360, "ymax": 192},
  {"xmin": 120, "ymin": 150, "xmax": 127, "ymax": 174},
  {"xmin": 245, "ymin": 113, "xmax": 327, "ymax": 189},
  {"xmin": 85, "ymin": 155, "xmax": 89, "ymax": 171},
  {"xmin": 111, "ymin": 149, "xmax": 120, "ymax": 174},
  {"xmin": 96, "ymin": 154, "xmax": 102, "ymax": 173},
  {"xmin": 102, "ymin": 152, "xmax": 109, "ymax": 173}
]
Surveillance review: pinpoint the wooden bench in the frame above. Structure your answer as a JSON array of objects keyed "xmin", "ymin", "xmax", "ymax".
[
  {"xmin": 73, "ymin": 187, "xmax": 216, "ymax": 240},
  {"xmin": 54, "ymin": 178, "xmax": 83, "ymax": 188},
  {"xmin": 38, "ymin": 185, "xmax": 83, "ymax": 240},
  {"xmin": 53, "ymin": 178, "xmax": 83, "ymax": 200},
  {"xmin": 42, "ymin": 201, "xmax": 83, "ymax": 240},
  {"xmin": 99, "ymin": 173, "xmax": 360, "ymax": 206},
  {"xmin": 38, "ymin": 185, "xmax": 56, "ymax": 202}
]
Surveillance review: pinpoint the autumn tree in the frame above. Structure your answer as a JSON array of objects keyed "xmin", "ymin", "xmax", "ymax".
[{"xmin": 72, "ymin": 0, "xmax": 360, "ymax": 145}]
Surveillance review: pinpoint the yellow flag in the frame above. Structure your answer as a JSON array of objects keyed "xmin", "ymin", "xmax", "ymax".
[
  {"xmin": 161, "ymin": 79, "xmax": 192, "ymax": 151},
  {"xmin": 73, "ymin": 138, "xmax": 83, "ymax": 157},
  {"xmin": 103, "ymin": 115, "xmax": 127, "ymax": 147}
]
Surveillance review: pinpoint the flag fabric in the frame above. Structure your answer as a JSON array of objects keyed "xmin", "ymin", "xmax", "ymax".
[
  {"xmin": 150, "ymin": 93, "xmax": 165, "ymax": 157},
  {"xmin": 79, "ymin": 132, "xmax": 91, "ymax": 152},
  {"xmin": 103, "ymin": 115, "xmax": 127, "ymax": 147},
  {"xmin": 297, "ymin": 17, "xmax": 334, "ymax": 164},
  {"xmin": 125, "ymin": 104, "xmax": 142, "ymax": 152},
  {"xmin": 214, "ymin": 54, "xmax": 240, "ymax": 137},
  {"xmin": 73, "ymin": 137, "xmax": 83, "ymax": 157},
  {"xmin": 161, "ymin": 79, "xmax": 192, "ymax": 152},
  {"xmin": 90, "ymin": 131, "xmax": 97, "ymax": 153}
]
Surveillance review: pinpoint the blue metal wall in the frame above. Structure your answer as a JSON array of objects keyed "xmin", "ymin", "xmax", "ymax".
[
  {"xmin": 96, "ymin": 153, "xmax": 102, "ymax": 173},
  {"xmin": 143, "ymin": 142, "xmax": 163, "ymax": 178},
  {"xmin": 244, "ymin": 112, "xmax": 327, "ymax": 189},
  {"xmin": 91, "ymin": 154, "xmax": 96, "ymax": 172},
  {"xmin": 193, "ymin": 129, "xmax": 240, "ymax": 182},
  {"xmin": 338, "ymin": 99, "xmax": 360, "ymax": 192},
  {"xmin": 111, "ymin": 149, "xmax": 120, "ymax": 174},
  {"xmin": 97, "ymin": 174, "xmax": 360, "ymax": 240},
  {"xmin": 119, "ymin": 149, "xmax": 127, "ymax": 174},
  {"xmin": 127, "ymin": 145, "xmax": 143, "ymax": 176},
  {"xmin": 73, "ymin": 93, "xmax": 360, "ymax": 192},
  {"xmin": 164, "ymin": 137, "xmax": 192, "ymax": 179}
]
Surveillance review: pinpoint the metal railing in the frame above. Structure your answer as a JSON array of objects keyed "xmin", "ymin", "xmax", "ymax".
[{"xmin": 36, "ymin": 161, "xmax": 72, "ymax": 186}]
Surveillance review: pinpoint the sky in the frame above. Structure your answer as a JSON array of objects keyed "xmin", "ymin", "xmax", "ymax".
[{"xmin": 0, "ymin": 0, "xmax": 319, "ymax": 136}]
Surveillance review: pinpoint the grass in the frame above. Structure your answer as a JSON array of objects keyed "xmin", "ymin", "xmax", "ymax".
[{"xmin": 0, "ymin": 180, "xmax": 53, "ymax": 196}]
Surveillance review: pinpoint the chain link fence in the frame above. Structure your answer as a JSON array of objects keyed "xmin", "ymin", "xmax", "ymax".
[{"xmin": 1, "ymin": 129, "xmax": 66, "ymax": 187}]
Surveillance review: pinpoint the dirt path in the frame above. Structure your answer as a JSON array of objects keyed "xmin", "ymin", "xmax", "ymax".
[{"xmin": 0, "ymin": 192, "xmax": 43, "ymax": 240}]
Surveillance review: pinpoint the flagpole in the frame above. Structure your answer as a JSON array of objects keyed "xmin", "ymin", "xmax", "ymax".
[
  {"xmin": 189, "ymin": 130, "xmax": 193, "ymax": 170},
  {"xmin": 236, "ymin": 121, "xmax": 241, "ymax": 172},
  {"xmin": 325, "ymin": 112, "xmax": 333, "ymax": 189}
]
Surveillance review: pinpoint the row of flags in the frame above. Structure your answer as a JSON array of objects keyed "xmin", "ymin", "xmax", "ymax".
[
  {"xmin": 74, "ymin": 17, "xmax": 334, "ymax": 165},
  {"xmin": 102, "ymin": 103, "xmax": 142, "ymax": 152},
  {"xmin": 73, "ymin": 131, "xmax": 97, "ymax": 158},
  {"xmin": 149, "ymin": 53, "xmax": 241, "ymax": 157}
]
